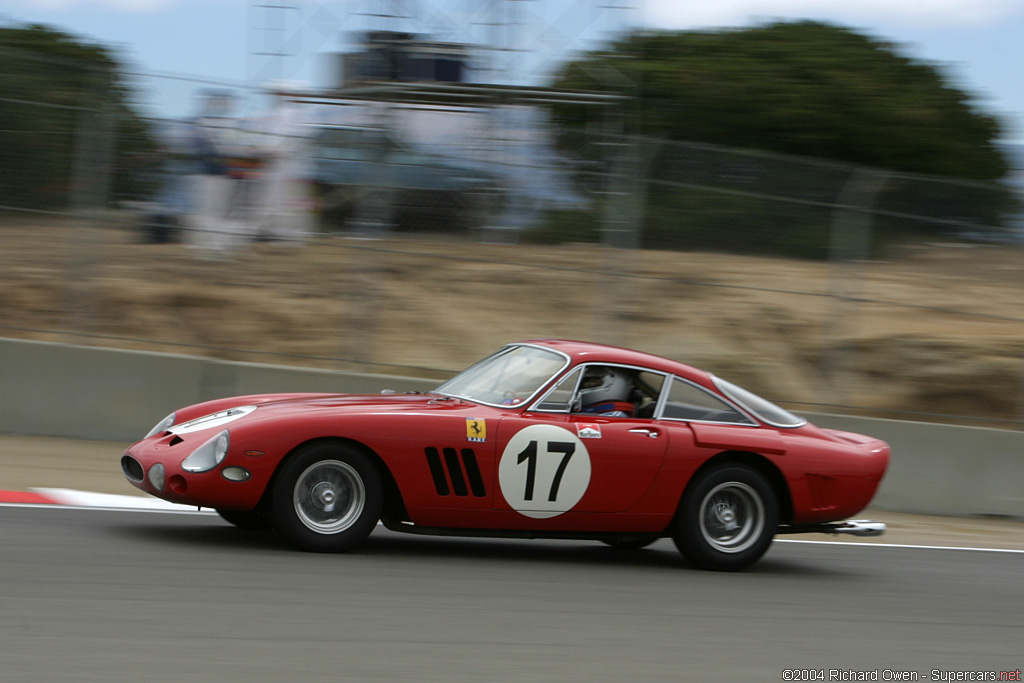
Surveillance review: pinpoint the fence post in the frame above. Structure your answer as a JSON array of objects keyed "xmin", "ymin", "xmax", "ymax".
[
  {"xmin": 593, "ymin": 131, "xmax": 651, "ymax": 347},
  {"xmin": 64, "ymin": 90, "xmax": 116, "ymax": 344},
  {"xmin": 337, "ymin": 101, "xmax": 398, "ymax": 366},
  {"xmin": 821, "ymin": 166, "xmax": 890, "ymax": 406}
]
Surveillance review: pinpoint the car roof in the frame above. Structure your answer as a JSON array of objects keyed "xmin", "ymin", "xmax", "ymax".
[{"xmin": 517, "ymin": 339, "xmax": 717, "ymax": 390}]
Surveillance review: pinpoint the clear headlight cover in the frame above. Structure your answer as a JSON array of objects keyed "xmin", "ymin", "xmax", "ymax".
[
  {"xmin": 144, "ymin": 412, "xmax": 177, "ymax": 439},
  {"xmin": 182, "ymin": 430, "xmax": 230, "ymax": 473},
  {"xmin": 148, "ymin": 463, "xmax": 166, "ymax": 491}
]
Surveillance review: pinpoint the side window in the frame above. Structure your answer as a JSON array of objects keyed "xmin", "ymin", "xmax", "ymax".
[
  {"xmin": 533, "ymin": 368, "xmax": 583, "ymax": 412},
  {"xmin": 633, "ymin": 371, "xmax": 666, "ymax": 418},
  {"xmin": 662, "ymin": 378, "xmax": 755, "ymax": 425},
  {"xmin": 569, "ymin": 365, "xmax": 667, "ymax": 419}
]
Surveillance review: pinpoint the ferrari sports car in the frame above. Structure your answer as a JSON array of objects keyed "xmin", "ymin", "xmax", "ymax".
[{"xmin": 121, "ymin": 340, "xmax": 889, "ymax": 571}]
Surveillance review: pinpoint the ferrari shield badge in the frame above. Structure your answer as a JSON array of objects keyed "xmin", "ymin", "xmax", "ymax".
[{"xmin": 466, "ymin": 418, "xmax": 487, "ymax": 442}]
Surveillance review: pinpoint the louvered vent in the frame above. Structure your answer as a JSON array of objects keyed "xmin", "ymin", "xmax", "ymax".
[{"xmin": 425, "ymin": 447, "xmax": 486, "ymax": 497}]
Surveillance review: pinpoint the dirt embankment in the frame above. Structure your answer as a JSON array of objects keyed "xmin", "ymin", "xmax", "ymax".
[{"xmin": 2, "ymin": 216, "xmax": 1023, "ymax": 424}]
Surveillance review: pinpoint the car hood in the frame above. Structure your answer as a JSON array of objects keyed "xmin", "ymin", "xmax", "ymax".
[
  {"xmin": 161, "ymin": 391, "xmax": 467, "ymax": 435},
  {"xmin": 252, "ymin": 392, "xmax": 462, "ymax": 414}
]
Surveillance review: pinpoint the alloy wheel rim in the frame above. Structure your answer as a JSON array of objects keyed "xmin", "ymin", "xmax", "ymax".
[
  {"xmin": 698, "ymin": 481, "xmax": 765, "ymax": 553},
  {"xmin": 293, "ymin": 460, "xmax": 365, "ymax": 534}
]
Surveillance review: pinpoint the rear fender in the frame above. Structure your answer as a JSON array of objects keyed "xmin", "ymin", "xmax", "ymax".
[{"xmin": 679, "ymin": 451, "xmax": 794, "ymax": 525}]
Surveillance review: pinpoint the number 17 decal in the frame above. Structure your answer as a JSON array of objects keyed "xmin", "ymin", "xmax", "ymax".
[
  {"xmin": 499, "ymin": 424, "xmax": 592, "ymax": 519},
  {"xmin": 517, "ymin": 439, "xmax": 576, "ymax": 502}
]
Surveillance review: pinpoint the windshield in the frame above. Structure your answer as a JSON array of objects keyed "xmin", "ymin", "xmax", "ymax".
[
  {"xmin": 436, "ymin": 345, "xmax": 568, "ymax": 407},
  {"xmin": 713, "ymin": 376, "xmax": 807, "ymax": 428}
]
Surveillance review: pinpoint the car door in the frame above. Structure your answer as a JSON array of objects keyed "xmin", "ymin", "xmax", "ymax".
[{"xmin": 492, "ymin": 366, "xmax": 670, "ymax": 518}]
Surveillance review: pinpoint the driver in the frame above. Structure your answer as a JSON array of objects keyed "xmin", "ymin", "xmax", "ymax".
[{"xmin": 578, "ymin": 366, "xmax": 635, "ymax": 417}]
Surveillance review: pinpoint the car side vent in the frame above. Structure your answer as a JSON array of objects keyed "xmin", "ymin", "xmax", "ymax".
[{"xmin": 424, "ymin": 447, "xmax": 486, "ymax": 498}]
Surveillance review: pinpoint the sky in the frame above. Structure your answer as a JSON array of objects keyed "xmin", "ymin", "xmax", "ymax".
[{"xmin": 1, "ymin": 0, "xmax": 1023, "ymax": 142}]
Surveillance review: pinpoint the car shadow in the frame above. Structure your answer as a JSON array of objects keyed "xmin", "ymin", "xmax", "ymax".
[
  {"xmin": 111, "ymin": 517, "xmax": 694, "ymax": 567},
  {"xmin": 109, "ymin": 519, "xmax": 294, "ymax": 552},
  {"xmin": 361, "ymin": 532, "xmax": 691, "ymax": 570},
  {"xmin": 109, "ymin": 517, "xmax": 865, "ymax": 576}
]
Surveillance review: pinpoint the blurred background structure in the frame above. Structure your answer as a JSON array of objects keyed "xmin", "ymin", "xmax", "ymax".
[{"xmin": 2, "ymin": 2, "xmax": 1024, "ymax": 428}]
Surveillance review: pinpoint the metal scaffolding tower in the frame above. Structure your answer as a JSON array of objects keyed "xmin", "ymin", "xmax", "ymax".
[
  {"xmin": 247, "ymin": 1, "xmax": 639, "ymax": 359},
  {"xmin": 248, "ymin": 0, "xmax": 637, "ymax": 90}
]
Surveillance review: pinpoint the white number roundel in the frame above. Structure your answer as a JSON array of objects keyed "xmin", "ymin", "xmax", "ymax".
[{"xmin": 498, "ymin": 424, "xmax": 591, "ymax": 519}]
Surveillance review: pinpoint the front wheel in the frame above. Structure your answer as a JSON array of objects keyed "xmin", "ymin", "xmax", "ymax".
[
  {"xmin": 271, "ymin": 443, "xmax": 383, "ymax": 552},
  {"xmin": 672, "ymin": 465, "xmax": 778, "ymax": 571}
]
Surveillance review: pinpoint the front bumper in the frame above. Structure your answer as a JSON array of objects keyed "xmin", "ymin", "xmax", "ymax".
[
  {"xmin": 778, "ymin": 519, "xmax": 887, "ymax": 537},
  {"xmin": 121, "ymin": 440, "xmax": 267, "ymax": 510}
]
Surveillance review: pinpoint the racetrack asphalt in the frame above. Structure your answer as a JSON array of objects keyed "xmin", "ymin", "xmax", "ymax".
[
  {"xmin": 3, "ymin": 505, "xmax": 1023, "ymax": 681},
  {"xmin": 3, "ymin": 433, "xmax": 1024, "ymax": 551}
]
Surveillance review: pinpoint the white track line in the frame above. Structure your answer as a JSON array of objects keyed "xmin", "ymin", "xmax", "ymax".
[
  {"xmin": 3, "ymin": 489, "xmax": 1023, "ymax": 555},
  {"xmin": 775, "ymin": 538, "xmax": 1024, "ymax": 554},
  {"xmin": 0, "ymin": 502, "xmax": 214, "ymax": 515}
]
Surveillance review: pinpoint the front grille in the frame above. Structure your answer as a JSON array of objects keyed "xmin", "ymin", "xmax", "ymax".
[
  {"xmin": 425, "ymin": 447, "xmax": 486, "ymax": 497},
  {"xmin": 121, "ymin": 455, "xmax": 145, "ymax": 482}
]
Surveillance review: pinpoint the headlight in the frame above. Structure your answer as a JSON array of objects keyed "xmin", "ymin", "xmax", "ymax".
[
  {"xmin": 148, "ymin": 463, "xmax": 166, "ymax": 491},
  {"xmin": 182, "ymin": 430, "xmax": 230, "ymax": 473},
  {"xmin": 144, "ymin": 412, "xmax": 176, "ymax": 439}
]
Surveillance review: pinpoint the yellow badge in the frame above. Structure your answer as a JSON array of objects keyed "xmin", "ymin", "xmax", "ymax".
[{"xmin": 466, "ymin": 418, "xmax": 486, "ymax": 442}]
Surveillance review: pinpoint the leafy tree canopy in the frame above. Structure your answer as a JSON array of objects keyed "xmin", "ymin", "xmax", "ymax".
[
  {"xmin": 0, "ymin": 23, "xmax": 121, "ymax": 99},
  {"xmin": 0, "ymin": 22, "xmax": 156, "ymax": 209},
  {"xmin": 547, "ymin": 21, "xmax": 1008, "ymax": 180}
]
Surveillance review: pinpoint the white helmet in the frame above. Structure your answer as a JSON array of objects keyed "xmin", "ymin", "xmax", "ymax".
[{"xmin": 579, "ymin": 366, "xmax": 632, "ymax": 410}]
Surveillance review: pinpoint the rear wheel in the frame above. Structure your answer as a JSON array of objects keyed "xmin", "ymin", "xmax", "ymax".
[
  {"xmin": 271, "ymin": 443, "xmax": 383, "ymax": 553},
  {"xmin": 672, "ymin": 465, "xmax": 778, "ymax": 571}
]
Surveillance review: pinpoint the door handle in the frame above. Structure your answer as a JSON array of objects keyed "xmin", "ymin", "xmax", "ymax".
[{"xmin": 629, "ymin": 428, "xmax": 660, "ymax": 439}]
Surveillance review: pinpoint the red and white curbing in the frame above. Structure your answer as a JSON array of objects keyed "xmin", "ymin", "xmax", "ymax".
[{"xmin": 0, "ymin": 487, "xmax": 209, "ymax": 513}]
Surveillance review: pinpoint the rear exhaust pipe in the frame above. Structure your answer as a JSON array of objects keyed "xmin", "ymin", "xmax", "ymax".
[
  {"xmin": 778, "ymin": 519, "xmax": 886, "ymax": 537},
  {"xmin": 828, "ymin": 519, "xmax": 886, "ymax": 537}
]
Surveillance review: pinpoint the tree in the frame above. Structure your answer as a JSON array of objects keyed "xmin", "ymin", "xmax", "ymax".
[
  {"xmin": 538, "ymin": 22, "xmax": 1015, "ymax": 257},
  {"xmin": 0, "ymin": 23, "xmax": 156, "ymax": 211},
  {"xmin": 548, "ymin": 21, "xmax": 1007, "ymax": 179}
]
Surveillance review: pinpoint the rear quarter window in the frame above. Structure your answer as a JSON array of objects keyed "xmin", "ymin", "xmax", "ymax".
[{"xmin": 662, "ymin": 378, "xmax": 755, "ymax": 425}]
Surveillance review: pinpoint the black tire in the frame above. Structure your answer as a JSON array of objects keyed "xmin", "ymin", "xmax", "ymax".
[
  {"xmin": 216, "ymin": 508, "xmax": 272, "ymax": 530},
  {"xmin": 672, "ymin": 464, "xmax": 778, "ymax": 571},
  {"xmin": 600, "ymin": 535, "xmax": 660, "ymax": 550},
  {"xmin": 271, "ymin": 443, "xmax": 383, "ymax": 553}
]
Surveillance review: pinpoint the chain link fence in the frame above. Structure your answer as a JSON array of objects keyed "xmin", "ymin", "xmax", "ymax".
[{"xmin": 3, "ymin": 59, "xmax": 1024, "ymax": 428}]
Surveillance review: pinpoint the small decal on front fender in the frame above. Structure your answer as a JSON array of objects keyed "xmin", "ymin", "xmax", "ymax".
[{"xmin": 466, "ymin": 418, "xmax": 487, "ymax": 442}]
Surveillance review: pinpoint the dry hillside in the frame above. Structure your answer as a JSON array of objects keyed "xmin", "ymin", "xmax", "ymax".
[{"xmin": 2, "ymin": 215, "xmax": 1023, "ymax": 425}]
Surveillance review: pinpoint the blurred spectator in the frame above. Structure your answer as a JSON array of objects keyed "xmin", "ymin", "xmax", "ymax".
[
  {"xmin": 254, "ymin": 81, "xmax": 314, "ymax": 244},
  {"xmin": 138, "ymin": 120, "xmax": 193, "ymax": 244},
  {"xmin": 184, "ymin": 89, "xmax": 249, "ymax": 258}
]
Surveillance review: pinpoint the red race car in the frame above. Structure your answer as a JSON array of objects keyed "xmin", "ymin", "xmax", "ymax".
[{"xmin": 121, "ymin": 340, "xmax": 889, "ymax": 571}]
